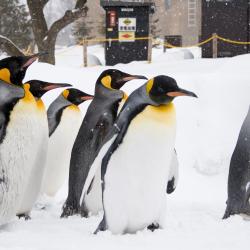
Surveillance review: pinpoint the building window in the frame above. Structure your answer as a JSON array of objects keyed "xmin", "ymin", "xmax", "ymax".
[{"xmin": 188, "ymin": 0, "xmax": 197, "ymax": 27}]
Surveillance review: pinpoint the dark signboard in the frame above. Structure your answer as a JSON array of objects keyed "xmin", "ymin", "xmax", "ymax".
[
  {"xmin": 202, "ymin": 0, "xmax": 250, "ymax": 57},
  {"xmin": 101, "ymin": 1, "xmax": 154, "ymax": 65}
]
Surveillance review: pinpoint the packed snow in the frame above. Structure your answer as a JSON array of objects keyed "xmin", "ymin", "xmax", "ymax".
[{"xmin": 0, "ymin": 45, "xmax": 250, "ymax": 249}]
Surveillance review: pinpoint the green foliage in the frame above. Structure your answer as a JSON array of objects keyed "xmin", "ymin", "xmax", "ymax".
[{"xmin": 0, "ymin": 0, "xmax": 32, "ymax": 49}]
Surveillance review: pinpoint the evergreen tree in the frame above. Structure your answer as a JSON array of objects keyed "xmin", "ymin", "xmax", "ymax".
[
  {"xmin": 0, "ymin": 0, "xmax": 32, "ymax": 50},
  {"xmin": 73, "ymin": 16, "xmax": 94, "ymax": 43},
  {"xmin": 97, "ymin": 13, "xmax": 106, "ymax": 37},
  {"xmin": 151, "ymin": 17, "xmax": 162, "ymax": 40}
]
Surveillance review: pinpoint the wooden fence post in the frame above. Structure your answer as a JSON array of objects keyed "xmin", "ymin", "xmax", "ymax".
[
  {"xmin": 148, "ymin": 37, "xmax": 152, "ymax": 63},
  {"xmin": 212, "ymin": 33, "xmax": 218, "ymax": 58},
  {"xmin": 83, "ymin": 38, "xmax": 88, "ymax": 67}
]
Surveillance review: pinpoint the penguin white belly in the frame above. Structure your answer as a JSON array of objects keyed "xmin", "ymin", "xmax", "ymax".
[
  {"xmin": 103, "ymin": 104, "xmax": 176, "ymax": 234},
  {"xmin": 17, "ymin": 104, "xmax": 48, "ymax": 215},
  {"xmin": 83, "ymin": 99, "xmax": 126, "ymax": 215},
  {"xmin": 43, "ymin": 106, "xmax": 82, "ymax": 197},
  {"xmin": 84, "ymin": 166, "xmax": 103, "ymax": 215},
  {"xmin": 0, "ymin": 99, "xmax": 37, "ymax": 225}
]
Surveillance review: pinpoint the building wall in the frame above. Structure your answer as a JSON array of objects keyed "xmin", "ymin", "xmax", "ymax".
[
  {"xmin": 85, "ymin": 0, "xmax": 106, "ymax": 39},
  {"xmin": 153, "ymin": 0, "xmax": 201, "ymax": 46},
  {"xmin": 85, "ymin": 0, "xmax": 201, "ymax": 46}
]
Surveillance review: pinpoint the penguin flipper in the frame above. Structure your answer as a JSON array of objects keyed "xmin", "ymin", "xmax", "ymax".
[
  {"xmin": 0, "ymin": 112, "xmax": 7, "ymax": 143},
  {"xmin": 90, "ymin": 113, "xmax": 114, "ymax": 150},
  {"xmin": 79, "ymin": 114, "xmax": 114, "ymax": 201},
  {"xmin": 167, "ymin": 149, "xmax": 179, "ymax": 194},
  {"xmin": 94, "ymin": 215, "xmax": 107, "ymax": 234},
  {"xmin": 101, "ymin": 123, "xmax": 129, "ymax": 182}
]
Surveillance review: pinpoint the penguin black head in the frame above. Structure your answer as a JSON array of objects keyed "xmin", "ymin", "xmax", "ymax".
[
  {"xmin": 0, "ymin": 53, "xmax": 45, "ymax": 86},
  {"xmin": 146, "ymin": 75, "xmax": 197, "ymax": 105},
  {"xmin": 26, "ymin": 80, "xmax": 72, "ymax": 99},
  {"xmin": 97, "ymin": 69, "xmax": 147, "ymax": 90},
  {"xmin": 61, "ymin": 88, "xmax": 93, "ymax": 105}
]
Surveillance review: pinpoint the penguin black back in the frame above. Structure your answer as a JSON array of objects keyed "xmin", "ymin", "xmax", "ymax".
[
  {"xmin": 61, "ymin": 69, "xmax": 147, "ymax": 217},
  {"xmin": 0, "ymin": 54, "xmax": 40, "ymax": 86},
  {"xmin": 47, "ymin": 88, "xmax": 93, "ymax": 137},
  {"xmin": 94, "ymin": 75, "xmax": 197, "ymax": 234},
  {"xmin": 223, "ymin": 106, "xmax": 250, "ymax": 219},
  {"xmin": 0, "ymin": 80, "xmax": 25, "ymax": 143}
]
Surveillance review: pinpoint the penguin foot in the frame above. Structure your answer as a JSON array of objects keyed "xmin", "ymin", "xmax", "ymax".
[
  {"xmin": 17, "ymin": 214, "xmax": 31, "ymax": 220},
  {"xmin": 80, "ymin": 209, "xmax": 89, "ymax": 218},
  {"xmin": 80, "ymin": 203, "xmax": 89, "ymax": 218},
  {"xmin": 61, "ymin": 205, "xmax": 78, "ymax": 218},
  {"xmin": 147, "ymin": 223, "xmax": 159, "ymax": 232}
]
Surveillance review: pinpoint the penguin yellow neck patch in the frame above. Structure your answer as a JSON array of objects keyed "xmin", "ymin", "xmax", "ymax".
[
  {"xmin": 101, "ymin": 75, "xmax": 112, "ymax": 89},
  {"xmin": 63, "ymin": 89, "xmax": 69, "ymax": 99},
  {"xmin": 0, "ymin": 68, "xmax": 11, "ymax": 84},
  {"xmin": 123, "ymin": 92, "xmax": 128, "ymax": 101},
  {"xmin": 36, "ymin": 98, "xmax": 45, "ymax": 111},
  {"xmin": 146, "ymin": 78, "xmax": 154, "ymax": 94},
  {"xmin": 67, "ymin": 104, "xmax": 80, "ymax": 111},
  {"xmin": 144, "ymin": 103, "xmax": 176, "ymax": 125},
  {"xmin": 23, "ymin": 84, "xmax": 35, "ymax": 103}
]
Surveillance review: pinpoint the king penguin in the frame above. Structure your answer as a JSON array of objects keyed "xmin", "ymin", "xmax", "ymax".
[
  {"xmin": 83, "ymin": 75, "xmax": 197, "ymax": 234},
  {"xmin": 16, "ymin": 80, "xmax": 71, "ymax": 219},
  {"xmin": 0, "ymin": 79, "xmax": 25, "ymax": 225},
  {"xmin": 223, "ymin": 106, "xmax": 250, "ymax": 219},
  {"xmin": 42, "ymin": 88, "xmax": 93, "ymax": 198},
  {"xmin": 61, "ymin": 69, "xmax": 147, "ymax": 218},
  {"xmin": 0, "ymin": 54, "xmax": 44, "ymax": 225},
  {"xmin": 0, "ymin": 54, "xmax": 42, "ymax": 86}
]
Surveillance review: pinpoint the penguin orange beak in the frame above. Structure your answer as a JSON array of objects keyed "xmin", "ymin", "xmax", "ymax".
[
  {"xmin": 121, "ymin": 74, "xmax": 147, "ymax": 82},
  {"xmin": 167, "ymin": 88, "xmax": 198, "ymax": 98},
  {"xmin": 43, "ymin": 83, "xmax": 72, "ymax": 91},
  {"xmin": 21, "ymin": 52, "xmax": 48, "ymax": 70},
  {"xmin": 81, "ymin": 95, "xmax": 94, "ymax": 101}
]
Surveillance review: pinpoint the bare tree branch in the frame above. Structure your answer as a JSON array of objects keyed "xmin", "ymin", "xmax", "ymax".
[
  {"xmin": 46, "ymin": 1, "xmax": 88, "ymax": 45},
  {"xmin": 0, "ymin": 35, "xmax": 25, "ymax": 56},
  {"xmin": 26, "ymin": 0, "xmax": 88, "ymax": 64},
  {"xmin": 47, "ymin": 8, "xmax": 88, "ymax": 42},
  {"xmin": 39, "ymin": 0, "xmax": 49, "ymax": 8},
  {"xmin": 27, "ymin": 0, "xmax": 48, "ymax": 48},
  {"xmin": 75, "ymin": 0, "xmax": 88, "ymax": 9}
]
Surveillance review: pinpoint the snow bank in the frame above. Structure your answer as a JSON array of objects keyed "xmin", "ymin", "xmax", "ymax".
[{"xmin": 0, "ymin": 46, "xmax": 250, "ymax": 249}]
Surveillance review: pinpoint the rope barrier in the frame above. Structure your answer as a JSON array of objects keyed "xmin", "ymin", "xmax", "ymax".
[
  {"xmin": 77, "ymin": 34, "xmax": 250, "ymax": 48},
  {"xmin": 216, "ymin": 35, "xmax": 250, "ymax": 45},
  {"xmin": 24, "ymin": 34, "xmax": 250, "ymax": 57}
]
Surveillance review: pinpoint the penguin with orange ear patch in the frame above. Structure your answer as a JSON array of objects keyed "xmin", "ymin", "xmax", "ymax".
[
  {"xmin": 16, "ymin": 80, "xmax": 71, "ymax": 220},
  {"xmin": 90, "ymin": 75, "xmax": 197, "ymax": 234},
  {"xmin": 0, "ymin": 79, "xmax": 25, "ymax": 225},
  {"xmin": 61, "ymin": 69, "xmax": 147, "ymax": 218},
  {"xmin": 0, "ymin": 54, "xmax": 49, "ymax": 225},
  {"xmin": 42, "ymin": 88, "xmax": 93, "ymax": 198},
  {"xmin": 0, "ymin": 54, "xmax": 43, "ymax": 85}
]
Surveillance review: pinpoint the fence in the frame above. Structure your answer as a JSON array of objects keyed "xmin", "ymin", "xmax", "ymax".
[{"xmin": 23, "ymin": 34, "xmax": 250, "ymax": 66}]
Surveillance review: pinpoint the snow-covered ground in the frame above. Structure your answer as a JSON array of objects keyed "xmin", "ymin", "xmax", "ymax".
[{"xmin": 0, "ymin": 45, "xmax": 250, "ymax": 249}]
